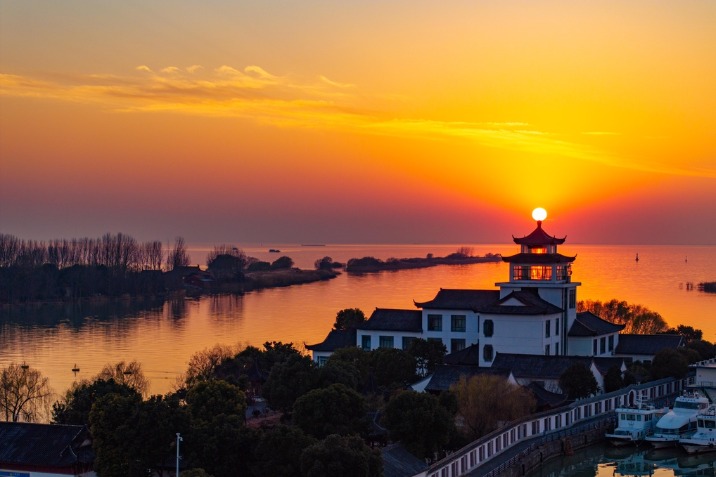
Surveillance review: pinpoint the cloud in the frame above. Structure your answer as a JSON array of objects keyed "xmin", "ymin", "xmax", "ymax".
[{"xmin": 1, "ymin": 66, "xmax": 713, "ymax": 180}]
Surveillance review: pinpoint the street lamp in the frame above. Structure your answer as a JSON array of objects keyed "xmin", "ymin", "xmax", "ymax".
[{"xmin": 176, "ymin": 432, "xmax": 183, "ymax": 477}]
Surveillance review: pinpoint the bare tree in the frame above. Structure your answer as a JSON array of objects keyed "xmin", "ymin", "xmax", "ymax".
[
  {"xmin": 183, "ymin": 344, "xmax": 238, "ymax": 387},
  {"xmin": 0, "ymin": 363, "xmax": 54, "ymax": 422},
  {"xmin": 450, "ymin": 374, "xmax": 535, "ymax": 440},
  {"xmin": 167, "ymin": 237, "xmax": 191, "ymax": 271},
  {"xmin": 96, "ymin": 360, "xmax": 149, "ymax": 398}
]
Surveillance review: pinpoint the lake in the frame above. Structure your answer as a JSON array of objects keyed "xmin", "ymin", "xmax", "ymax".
[
  {"xmin": 1, "ymin": 243, "xmax": 714, "ymax": 397},
  {"xmin": 527, "ymin": 444, "xmax": 716, "ymax": 477}
]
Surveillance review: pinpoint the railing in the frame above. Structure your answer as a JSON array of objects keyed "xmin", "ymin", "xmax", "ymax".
[{"xmin": 418, "ymin": 377, "xmax": 684, "ymax": 477}]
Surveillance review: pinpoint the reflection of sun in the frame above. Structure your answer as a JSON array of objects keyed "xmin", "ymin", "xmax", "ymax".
[{"xmin": 532, "ymin": 207, "xmax": 547, "ymax": 221}]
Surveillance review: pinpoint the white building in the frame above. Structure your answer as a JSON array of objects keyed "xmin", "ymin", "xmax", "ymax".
[{"xmin": 308, "ymin": 216, "xmax": 651, "ymax": 366}]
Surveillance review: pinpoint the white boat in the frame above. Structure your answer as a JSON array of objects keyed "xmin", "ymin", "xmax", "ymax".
[
  {"xmin": 680, "ymin": 405, "xmax": 716, "ymax": 454},
  {"xmin": 605, "ymin": 396, "xmax": 668, "ymax": 446},
  {"xmin": 645, "ymin": 391, "xmax": 710, "ymax": 448}
]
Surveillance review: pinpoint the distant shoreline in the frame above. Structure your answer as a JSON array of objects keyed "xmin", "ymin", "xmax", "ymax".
[{"xmin": 345, "ymin": 253, "xmax": 502, "ymax": 273}]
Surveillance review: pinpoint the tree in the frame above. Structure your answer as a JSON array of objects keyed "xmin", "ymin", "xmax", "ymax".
[
  {"xmin": 293, "ymin": 383, "xmax": 369, "ymax": 439},
  {"xmin": 253, "ymin": 425, "xmax": 317, "ymax": 477},
  {"xmin": 369, "ymin": 348, "xmax": 416, "ymax": 391},
  {"xmin": 183, "ymin": 344, "xmax": 237, "ymax": 387},
  {"xmin": 167, "ymin": 236, "xmax": 191, "ymax": 271},
  {"xmin": 650, "ymin": 348, "xmax": 689, "ymax": 380},
  {"xmin": 0, "ymin": 362, "xmax": 54, "ymax": 422},
  {"xmin": 271, "ymin": 255, "xmax": 294, "ymax": 269},
  {"xmin": 450, "ymin": 374, "xmax": 536, "ymax": 440},
  {"xmin": 577, "ymin": 299, "xmax": 668, "ymax": 334},
  {"xmin": 603, "ymin": 366, "xmax": 624, "ymax": 393},
  {"xmin": 52, "ymin": 378, "xmax": 139, "ymax": 425},
  {"xmin": 89, "ymin": 393, "xmax": 143, "ymax": 477},
  {"xmin": 185, "ymin": 415, "xmax": 257, "ymax": 477},
  {"xmin": 559, "ymin": 363, "xmax": 599, "ymax": 399},
  {"xmin": 300, "ymin": 434, "xmax": 382, "ymax": 477},
  {"xmin": 333, "ymin": 308, "xmax": 366, "ymax": 331},
  {"xmin": 406, "ymin": 338, "xmax": 447, "ymax": 377},
  {"xmin": 382, "ymin": 390, "xmax": 455, "ymax": 460},
  {"xmin": 96, "ymin": 360, "xmax": 149, "ymax": 397},
  {"xmin": 185, "ymin": 380, "xmax": 246, "ymax": 423},
  {"xmin": 685, "ymin": 340, "xmax": 716, "ymax": 361},
  {"xmin": 327, "ymin": 347, "xmax": 372, "ymax": 392},
  {"xmin": 315, "ymin": 256, "xmax": 342, "ymax": 270},
  {"xmin": 262, "ymin": 354, "xmax": 318, "ymax": 412}
]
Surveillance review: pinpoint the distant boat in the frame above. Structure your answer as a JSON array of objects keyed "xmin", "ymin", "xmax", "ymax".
[
  {"xmin": 636, "ymin": 253, "xmax": 639, "ymax": 262},
  {"xmin": 72, "ymin": 364, "xmax": 80, "ymax": 375},
  {"xmin": 268, "ymin": 249, "xmax": 281, "ymax": 253}
]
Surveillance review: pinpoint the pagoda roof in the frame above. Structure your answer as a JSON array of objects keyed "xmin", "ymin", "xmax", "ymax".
[
  {"xmin": 501, "ymin": 253, "xmax": 576, "ymax": 264},
  {"xmin": 479, "ymin": 290, "xmax": 563, "ymax": 315},
  {"xmin": 358, "ymin": 308, "xmax": 423, "ymax": 332},
  {"xmin": 568, "ymin": 311, "xmax": 625, "ymax": 337},
  {"xmin": 305, "ymin": 329, "xmax": 356, "ymax": 352},
  {"xmin": 512, "ymin": 221, "xmax": 566, "ymax": 246},
  {"xmin": 414, "ymin": 289, "xmax": 500, "ymax": 310}
]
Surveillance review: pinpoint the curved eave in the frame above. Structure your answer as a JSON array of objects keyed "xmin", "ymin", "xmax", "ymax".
[
  {"xmin": 512, "ymin": 222, "xmax": 566, "ymax": 246},
  {"xmin": 501, "ymin": 253, "xmax": 576, "ymax": 264}
]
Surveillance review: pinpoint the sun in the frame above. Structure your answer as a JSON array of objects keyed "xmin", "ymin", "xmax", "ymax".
[{"xmin": 532, "ymin": 207, "xmax": 547, "ymax": 222}]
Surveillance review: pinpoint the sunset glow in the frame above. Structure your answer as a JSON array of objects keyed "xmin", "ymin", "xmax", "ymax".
[{"xmin": 1, "ymin": 1, "xmax": 715, "ymax": 244}]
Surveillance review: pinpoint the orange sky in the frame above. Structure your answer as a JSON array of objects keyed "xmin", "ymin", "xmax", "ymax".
[{"xmin": 1, "ymin": 1, "xmax": 715, "ymax": 244}]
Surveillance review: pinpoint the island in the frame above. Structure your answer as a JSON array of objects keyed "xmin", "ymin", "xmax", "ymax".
[{"xmin": 345, "ymin": 250, "xmax": 502, "ymax": 273}]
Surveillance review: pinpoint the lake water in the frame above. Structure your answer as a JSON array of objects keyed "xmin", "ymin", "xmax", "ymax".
[
  {"xmin": 528, "ymin": 444, "xmax": 716, "ymax": 477},
  {"xmin": 1, "ymin": 243, "xmax": 714, "ymax": 397}
]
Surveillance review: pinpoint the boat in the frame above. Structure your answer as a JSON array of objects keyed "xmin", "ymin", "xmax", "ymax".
[
  {"xmin": 605, "ymin": 395, "xmax": 668, "ymax": 446},
  {"xmin": 268, "ymin": 249, "xmax": 281, "ymax": 253},
  {"xmin": 645, "ymin": 391, "xmax": 710, "ymax": 448},
  {"xmin": 680, "ymin": 405, "xmax": 716, "ymax": 454}
]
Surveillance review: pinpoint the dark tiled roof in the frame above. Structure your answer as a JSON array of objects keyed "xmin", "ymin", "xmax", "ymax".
[
  {"xmin": 512, "ymin": 222, "xmax": 566, "ymax": 246},
  {"xmin": 414, "ymin": 289, "xmax": 500, "ymax": 311},
  {"xmin": 501, "ymin": 253, "xmax": 576, "ymax": 264},
  {"xmin": 382, "ymin": 444, "xmax": 428, "ymax": 477},
  {"xmin": 478, "ymin": 290, "xmax": 563, "ymax": 315},
  {"xmin": 424, "ymin": 365, "xmax": 509, "ymax": 392},
  {"xmin": 0, "ymin": 422, "xmax": 92, "ymax": 466},
  {"xmin": 358, "ymin": 308, "xmax": 423, "ymax": 332},
  {"xmin": 526, "ymin": 382, "xmax": 568, "ymax": 408},
  {"xmin": 615, "ymin": 334, "xmax": 683, "ymax": 356},
  {"xmin": 305, "ymin": 329, "xmax": 356, "ymax": 351},
  {"xmin": 491, "ymin": 353, "xmax": 629, "ymax": 380},
  {"xmin": 568, "ymin": 311, "xmax": 625, "ymax": 337},
  {"xmin": 444, "ymin": 343, "xmax": 480, "ymax": 365}
]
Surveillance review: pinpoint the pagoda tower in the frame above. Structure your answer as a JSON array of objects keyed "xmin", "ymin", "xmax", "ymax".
[{"xmin": 496, "ymin": 209, "xmax": 580, "ymax": 355}]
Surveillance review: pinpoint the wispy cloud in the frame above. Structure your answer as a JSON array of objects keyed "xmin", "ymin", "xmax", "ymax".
[{"xmin": 1, "ymin": 66, "xmax": 713, "ymax": 179}]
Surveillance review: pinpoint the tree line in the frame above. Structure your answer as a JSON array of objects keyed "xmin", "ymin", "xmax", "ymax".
[{"xmin": 0, "ymin": 233, "xmax": 308, "ymax": 303}]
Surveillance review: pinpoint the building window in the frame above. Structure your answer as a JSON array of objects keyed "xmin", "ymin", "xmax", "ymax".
[
  {"xmin": 569, "ymin": 289, "xmax": 576, "ymax": 309},
  {"xmin": 545, "ymin": 320, "xmax": 551, "ymax": 338},
  {"xmin": 483, "ymin": 344, "xmax": 494, "ymax": 362},
  {"xmin": 451, "ymin": 339, "xmax": 466, "ymax": 353},
  {"xmin": 379, "ymin": 336, "xmax": 394, "ymax": 349},
  {"xmin": 317, "ymin": 356, "xmax": 328, "ymax": 367},
  {"xmin": 451, "ymin": 315, "xmax": 466, "ymax": 332},
  {"xmin": 483, "ymin": 319, "xmax": 494, "ymax": 337},
  {"xmin": 545, "ymin": 344, "xmax": 550, "ymax": 355},
  {"xmin": 555, "ymin": 318, "xmax": 560, "ymax": 335},
  {"xmin": 608, "ymin": 335, "xmax": 614, "ymax": 351},
  {"xmin": 428, "ymin": 314, "xmax": 442, "ymax": 331},
  {"xmin": 593, "ymin": 339, "xmax": 597, "ymax": 355},
  {"xmin": 402, "ymin": 336, "xmax": 416, "ymax": 350},
  {"xmin": 600, "ymin": 337, "xmax": 606, "ymax": 354},
  {"xmin": 555, "ymin": 343, "xmax": 560, "ymax": 355},
  {"xmin": 361, "ymin": 335, "xmax": 371, "ymax": 351}
]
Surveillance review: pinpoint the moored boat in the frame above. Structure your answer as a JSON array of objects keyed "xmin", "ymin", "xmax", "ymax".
[
  {"xmin": 605, "ymin": 397, "xmax": 668, "ymax": 446},
  {"xmin": 645, "ymin": 391, "xmax": 710, "ymax": 448},
  {"xmin": 680, "ymin": 405, "xmax": 716, "ymax": 454}
]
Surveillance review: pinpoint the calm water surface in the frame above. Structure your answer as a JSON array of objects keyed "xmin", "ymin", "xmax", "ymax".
[
  {"xmin": 527, "ymin": 444, "xmax": 716, "ymax": 477},
  {"xmin": 1, "ymin": 243, "xmax": 714, "ymax": 396}
]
